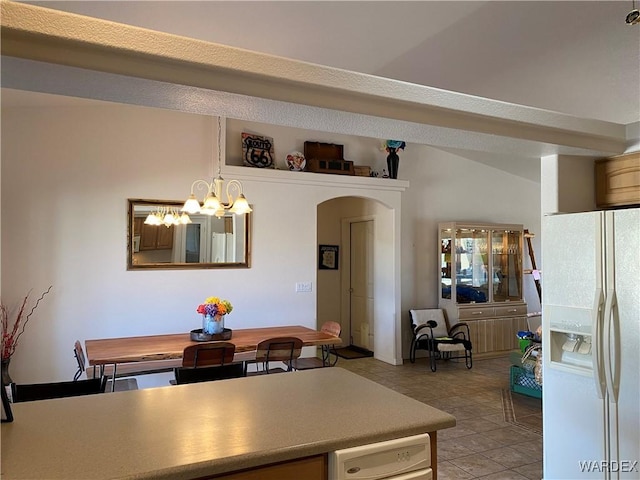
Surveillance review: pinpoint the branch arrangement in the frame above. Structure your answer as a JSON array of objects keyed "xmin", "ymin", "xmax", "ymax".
[{"xmin": 1, "ymin": 286, "xmax": 53, "ymax": 360}]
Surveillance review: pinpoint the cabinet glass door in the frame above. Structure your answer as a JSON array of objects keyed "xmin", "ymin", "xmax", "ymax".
[
  {"xmin": 491, "ymin": 229, "xmax": 523, "ymax": 302},
  {"xmin": 456, "ymin": 228, "xmax": 489, "ymax": 303}
]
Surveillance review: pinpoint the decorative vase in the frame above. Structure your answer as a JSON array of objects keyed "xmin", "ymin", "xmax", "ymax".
[
  {"xmin": 386, "ymin": 147, "xmax": 399, "ymax": 179},
  {"xmin": 1, "ymin": 358, "xmax": 13, "ymax": 385},
  {"xmin": 202, "ymin": 314, "xmax": 225, "ymax": 335},
  {"xmin": 212, "ymin": 314, "xmax": 225, "ymax": 334}
]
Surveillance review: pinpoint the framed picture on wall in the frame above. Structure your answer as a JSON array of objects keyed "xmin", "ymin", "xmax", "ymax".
[{"xmin": 318, "ymin": 245, "xmax": 339, "ymax": 270}]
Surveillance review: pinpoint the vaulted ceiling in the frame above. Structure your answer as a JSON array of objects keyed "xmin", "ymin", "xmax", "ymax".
[{"xmin": 3, "ymin": 1, "xmax": 639, "ymax": 181}]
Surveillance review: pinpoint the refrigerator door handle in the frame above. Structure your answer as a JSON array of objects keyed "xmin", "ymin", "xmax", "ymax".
[
  {"xmin": 592, "ymin": 287, "xmax": 607, "ymax": 399},
  {"xmin": 603, "ymin": 289, "xmax": 620, "ymax": 403}
]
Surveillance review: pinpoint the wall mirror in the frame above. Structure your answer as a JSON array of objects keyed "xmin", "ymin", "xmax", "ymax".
[{"xmin": 127, "ymin": 199, "xmax": 251, "ymax": 269}]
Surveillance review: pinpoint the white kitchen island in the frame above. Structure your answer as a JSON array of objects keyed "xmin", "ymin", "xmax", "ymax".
[{"xmin": 1, "ymin": 368, "xmax": 456, "ymax": 479}]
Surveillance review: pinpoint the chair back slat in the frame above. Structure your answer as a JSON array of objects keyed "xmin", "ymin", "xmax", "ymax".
[
  {"xmin": 174, "ymin": 363, "xmax": 245, "ymax": 384},
  {"xmin": 321, "ymin": 321, "xmax": 341, "ymax": 338},
  {"xmin": 409, "ymin": 309, "xmax": 449, "ymax": 337},
  {"xmin": 182, "ymin": 342, "xmax": 236, "ymax": 368},
  {"xmin": 73, "ymin": 340, "xmax": 86, "ymax": 381},
  {"xmin": 255, "ymin": 337, "xmax": 303, "ymax": 363},
  {"xmin": 11, "ymin": 377, "xmax": 107, "ymax": 403}
]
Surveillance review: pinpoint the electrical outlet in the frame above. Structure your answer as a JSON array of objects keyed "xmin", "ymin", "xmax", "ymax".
[{"xmin": 295, "ymin": 282, "xmax": 312, "ymax": 293}]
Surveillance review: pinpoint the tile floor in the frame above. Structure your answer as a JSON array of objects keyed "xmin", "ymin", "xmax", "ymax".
[{"xmin": 337, "ymin": 355, "xmax": 543, "ymax": 480}]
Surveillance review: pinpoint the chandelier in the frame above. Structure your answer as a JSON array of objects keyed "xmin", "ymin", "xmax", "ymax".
[
  {"xmin": 182, "ymin": 117, "xmax": 252, "ymax": 218},
  {"xmin": 144, "ymin": 206, "xmax": 192, "ymax": 228}
]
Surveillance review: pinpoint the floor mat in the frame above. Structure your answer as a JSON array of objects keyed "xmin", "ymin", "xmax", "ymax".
[
  {"xmin": 335, "ymin": 346, "xmax": 374, "ymax": 360},
  {"xmin": 502, "ymin": 388, "xmax": 543, "ymax": 435}
]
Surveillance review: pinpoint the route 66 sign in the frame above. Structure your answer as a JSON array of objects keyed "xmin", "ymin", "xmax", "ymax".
[{"xmin": 242, "ymin": 132, "xmax": 275, "ymax": 168}]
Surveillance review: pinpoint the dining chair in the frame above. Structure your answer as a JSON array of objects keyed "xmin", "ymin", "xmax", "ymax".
[
  {"xmin": 181, "ymin": 341, "xmax": 236, "ymax": 368},
  {"xmin": 73, "ymin": 340, "xmax": 88, "ymax": 381},
  {"xmin": 11, "ymin": 376, "xmax": 108, "ymax": 403},
  {"xmin": 174, "ymin": 363, "xmax": 245, "ymax": 384},
  {"xmin": 247, "ymin": 336, "xmax": 303, "ymax": 375},
  {"xmin": 173, "ymin": 341, "xmax": 245, "ymax": 385},
  {"xmin": 284, "ymin": 321, "xmax": 341, "ymax": 371}
]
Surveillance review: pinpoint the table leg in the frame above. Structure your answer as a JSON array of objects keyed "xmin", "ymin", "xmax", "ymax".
[{"xmin": 111, "ymin": 364, "xmax": 117, "ymax": 392}]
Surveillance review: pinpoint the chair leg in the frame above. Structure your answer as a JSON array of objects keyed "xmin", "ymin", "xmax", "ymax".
[
  {"xmin": 329, "ymin": 346, "xmax": 339, "ymax": 366},
  {"xmin": 409, "ymin": 340, "xmax": 417, "ymax": 363},
  {"xmin": 466, "ymin": 350, "xmax": 473, "ymax": 369},
  {"xmin": 429, "ymin": 350, "xmax": 437, "ymax": 372},
  {"xmin": 321, "ymin": 345, "xmax": 330, "ymax": 366}
]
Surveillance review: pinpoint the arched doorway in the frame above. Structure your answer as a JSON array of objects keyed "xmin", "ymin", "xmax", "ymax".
[{"xmin": 316, "ymin": 196, "xmax": 400, "ymax": 365}]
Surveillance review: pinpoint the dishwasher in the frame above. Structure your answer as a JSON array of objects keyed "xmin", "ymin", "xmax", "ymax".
[{"xmin": 328, "ymin": 433, "xmax": 432, "ymax": 480}]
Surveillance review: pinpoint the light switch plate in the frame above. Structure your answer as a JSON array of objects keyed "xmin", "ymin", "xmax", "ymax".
[{"xmin": 295, "ymin": 282, "xmax": 312, "ymax": 292}]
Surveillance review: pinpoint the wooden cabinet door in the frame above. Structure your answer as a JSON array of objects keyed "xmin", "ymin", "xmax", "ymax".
[
  {"xmin": 139, "ymin": 224, "xmax": 173, "ymax": 250},
  {"xmin": 208, "ymin": 455, "xmax": 327, "ymax": 480},
  {"xmin": 133, "ymin": 217, "xmax": 143, "ymax": 235},
  {"xmin": 156, "ymin": 225, "xmax": 174, "ymax": 249},
  {"xmin": 140, "ymin": 223, "xmax": 158, "ymax": 250}
]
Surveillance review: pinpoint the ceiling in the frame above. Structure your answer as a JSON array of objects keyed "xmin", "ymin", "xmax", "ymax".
[{"xmin": 3, "ymin": 1, "xmax": 639, "ymax": 181}]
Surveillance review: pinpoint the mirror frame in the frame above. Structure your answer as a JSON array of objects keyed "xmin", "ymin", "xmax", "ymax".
[{"xmin": 127, "ymin": 198, "xmax": 251, "ymax": 270}]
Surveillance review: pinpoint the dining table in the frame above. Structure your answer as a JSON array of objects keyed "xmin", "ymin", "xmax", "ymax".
[{"xmin": 85, "ymin": 325, "xmax": 342, "ymax": 390}]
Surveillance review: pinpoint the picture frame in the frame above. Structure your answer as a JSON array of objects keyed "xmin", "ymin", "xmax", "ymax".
[
  {"xmin": 2, "ymin": 383, "xmax": 13, "ymax": 423},
  {"xmin": 318, "ymin": 244, "xmax": 339, "ymax": 270}
]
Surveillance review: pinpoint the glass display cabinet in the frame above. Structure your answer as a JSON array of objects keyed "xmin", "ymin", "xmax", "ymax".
[{"xmin": 439, "ymin": 222, "xmax": 528, "ymax": 357}]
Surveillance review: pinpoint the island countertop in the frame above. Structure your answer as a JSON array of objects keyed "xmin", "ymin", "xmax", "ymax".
[{"xmin": 1, "ymin": 367, "xmax": 456, "ymax": 479}]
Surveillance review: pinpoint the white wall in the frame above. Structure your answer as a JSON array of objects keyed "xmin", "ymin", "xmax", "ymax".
[
  {"xmin": 399, "ymin": 144, "xmax": 542, "ymax": 353},
  {"xmin": 1, "ymin": 102, "xmax": 541, "ymax": 384},
  {"xmin": 541, "ymin": 154, "xmax": 597, "ymax": 215}
]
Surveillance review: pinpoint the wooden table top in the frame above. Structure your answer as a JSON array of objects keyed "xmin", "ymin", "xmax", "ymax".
[{"xmin": 85, "ymin": 325, "xmax": 341, "ymax": 365}]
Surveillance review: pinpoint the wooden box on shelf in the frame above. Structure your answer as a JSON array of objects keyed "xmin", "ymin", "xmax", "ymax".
[
  {"xmin": 306, "ymin": 158, "xmax": 354, "ymax": 175},
  {"xmin": 354, "ymin": 166, "xmax": 371, "ymax": 177},
  {"xmin": 304, "ymin": 141, "xmax": 354, "ymax": 176}
]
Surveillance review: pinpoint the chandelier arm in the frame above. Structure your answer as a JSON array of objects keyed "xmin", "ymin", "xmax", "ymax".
[
  {"xmin": 225, "ymin": 179, "xmax": 244, "ymax": 206},
  {"xmin": 190, "ymin": 179, "xmax": 214, "ymax": 197}
]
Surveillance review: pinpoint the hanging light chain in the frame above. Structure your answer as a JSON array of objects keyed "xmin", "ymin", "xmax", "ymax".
[{"xmin": 217, "ymin": 116, "xmax": 223, "ymax": 178}]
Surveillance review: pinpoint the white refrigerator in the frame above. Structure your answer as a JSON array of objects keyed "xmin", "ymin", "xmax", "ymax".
[{"xmin": 542, "ymin": 208, "xmax": 640, "ymax": 479}]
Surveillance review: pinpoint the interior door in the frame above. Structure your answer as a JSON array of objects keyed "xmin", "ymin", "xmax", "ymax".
[{"xmin": 350, "ymin": 220, "xmax": 374, "ymax": 351}]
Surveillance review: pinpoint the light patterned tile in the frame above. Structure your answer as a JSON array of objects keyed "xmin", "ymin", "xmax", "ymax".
[
  {"xmin": 512, "ymin": 461, "xmax": 543, "ymax": 480},
  {"xmin": 476, "ymin": 471, "xmax": 530, "ymax": 480},
  {"xmin": 438, "ymin": 460, "xmax": 476, "ymax": 480},
  {"xmin": 337, "ymin": 355, "xmax": 543, "ymax": 479},
  {"xmin": 509, "ymin": 441, "xmax": 543, "ymax": 460},
  {"xmin": 483, "ymin": 426, "xmax": 540, "ymax": 445},
  {"xmin": 457, "ymin": 418, "xmax": 504, "ymax": 433},
  {"xmin": 438, "ymin": 424, "xmax": 478, "ymax": 440},
  {"xmin": 483, "ymin": 413, "xmax": 511, "ymax": 427},
  {"xmin": 481, "ymin": 446, "xmax": 538, "ymax": 469},
  {"xmin": 438, "ymin": 439, "xmax": 477, "ymax": 460},
  {"xmin": 454, "ymin": 433, "xmax": 506, "ymax": 453},
  {"xmin": 450, "ymin": 453, "xmax": 509, "ymax": 477}
]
